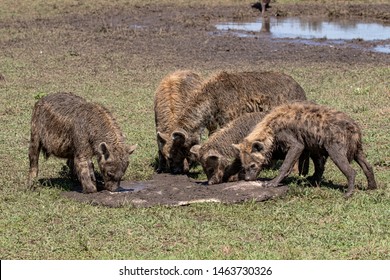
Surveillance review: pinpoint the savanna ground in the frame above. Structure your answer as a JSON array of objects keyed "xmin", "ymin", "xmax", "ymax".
[{"xmin": 0, "ymin": 0, "xmax": 389, "ymax": 259}]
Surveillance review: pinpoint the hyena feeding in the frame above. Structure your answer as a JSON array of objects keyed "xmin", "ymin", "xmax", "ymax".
[
  {"xmin": 190, "ymin": 112, "xmax": 311, "ymax": 185},
  {"xmin": 189, "ymin": 113, "xmax": 268, "ymax": 185},
  {"xmin": 28, "ymin": 92, "xmax": 137, "ymax": 193},
  {"xmin": 160, "ymin": 70, "xmax": 307, "ymax": 174},
  {"xmin": 234, "ymin": 102, "xmax": 377, "ymax": 197},
  {"xmin": 154, "ymin": 70, "xmax": 217, "ymax": 173}
]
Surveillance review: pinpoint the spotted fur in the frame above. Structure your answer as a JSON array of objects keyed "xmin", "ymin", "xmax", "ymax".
[
  {"xmin": 167, "ymin": 70, "xmax": 307, "ymax": 174},
  {"xmin": 235, "ymin": 102, "xmax": 377, "ymax": 197},
  {"xmin": 28, "ymin": 92, "xmax": 136, "ymax": 193},
  {"xmin": 154, "ymin": 70, "xmax": 216, "ymax": 173}
]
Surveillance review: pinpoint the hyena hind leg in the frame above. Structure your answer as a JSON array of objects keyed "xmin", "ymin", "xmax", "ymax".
[
  {"xmin": 307, "ymin": 154, "xmax": 327, "ymax": 186},
  {"xmin": 27, "ymin": 138, "xmax": 41, "ymax": 190},
  {"xmin": 298, "ymin": 150, "xmax": 310, "ymax": 176},
  {"xmin": 354, "ymin": 151, "xmax": 377, "ymax": 190},
  {"xmin": 326, "ymin": 146, "xmax": 356, "ymax": 198}
]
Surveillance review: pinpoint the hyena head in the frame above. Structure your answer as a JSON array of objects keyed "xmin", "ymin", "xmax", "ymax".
[
  {"xmin": 97, "ymin": 142, "xmax": 137, "ymax": 191},
  {"xmin": 157, "ymin": 131, "xmax": 187, "ymax": 174},
  {"xmin": 190, "ymin": 145, "xmax": 225, "ymax": 185},
  {"xmin": 158, "ymin": 131, "xmax": 190, "ymax": 174},
  {"xmin": 203, "ymin": 151, "xmax": 228, "ymax": 185},
  {"xmin": 161, "ymin": 129, "xmax": 199, "ymax": 174},
  {"xmin": 233, "ymin": 139, "xmax": 270, "ymax": 181}
]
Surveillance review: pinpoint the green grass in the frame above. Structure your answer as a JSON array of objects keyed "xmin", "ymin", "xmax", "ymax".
[{"xmin": 0, "ymin": 0, "xmax": 389, "ymax": 260}]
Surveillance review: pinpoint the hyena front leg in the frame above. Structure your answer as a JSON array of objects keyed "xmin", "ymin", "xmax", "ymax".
[
  {"xmin": 87, "ymin": 160, "xmax": 96, "ymax": 183},
  {"xmin": 28, "ymin": 132, "xmax": 41, "ymax": 189},
  {"xmin": 74, "ymin": 156, "xmax": 97, "ymax": 193},
  {"xmin": 307, "ymin": 153, "xmax": 327, "ymax": 186},
  {"xmin": 157, "ymin": 150, "xmax": 168, "ymax": 173},
  {"xmin": 66, "ymin": 159, "xmax": 76, "ymax": 178},
  {"xmin": 265, "ymin": 142, "xmax": 305, "ymax": 187}
]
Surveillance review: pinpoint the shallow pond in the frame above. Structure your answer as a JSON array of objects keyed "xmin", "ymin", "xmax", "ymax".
[{"xmin": 216, "ymin": 17, "xmax": 390, "ymax": 53}]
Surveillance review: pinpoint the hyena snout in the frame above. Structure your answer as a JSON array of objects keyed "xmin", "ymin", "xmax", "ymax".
[
  {"xmin": 103, "ymin": 179, "xmax": 121, "ymax": 192},
  {"xmin": 244, "ymin": 164, "xmax": 259, "ymax": 181},
  {"xmin": 168, "ymin": 157, "xmax": 189, "ymax": 174}
]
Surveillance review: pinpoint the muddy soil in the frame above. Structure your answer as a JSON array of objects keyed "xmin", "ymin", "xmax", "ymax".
[
  {"xmin": 4, "ymin": 2, "xmax": 386, "ymax": 71},
  {"xmin": 62, "ymin": 174, "xmax": 289, "ymax": 208},
  {"xmin": 74, "ymin": 2, "xmax": 390, "ymax": 67}
]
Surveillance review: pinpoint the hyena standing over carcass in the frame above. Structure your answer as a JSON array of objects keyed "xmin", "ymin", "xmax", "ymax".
[
  {"xmin": 158, "ymin": 71, "xmax": 307, "ymax": 174},
  {"xmin": 28, "ymin": 92, "xmax": 137, "ymax": 193},
  {"xmin": 154, "ymin": 70, "xmax": 217, "ymax": 173},
  {"xmin": 233, "ymin": 102, "xmax": 377, "ymax": 197}
]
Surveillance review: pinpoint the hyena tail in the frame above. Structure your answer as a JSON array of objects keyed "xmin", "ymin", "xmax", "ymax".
[{"xmin": 354, "ymin": 150, "xmax": 377, "ymax": 190}]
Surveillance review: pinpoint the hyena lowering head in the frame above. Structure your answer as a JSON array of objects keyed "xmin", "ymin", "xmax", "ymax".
[
  {"xmin": 233, "ymin": 132, "xmax": 274, "ymax": 182},
  {"xmin": 190, "ymin": 112, "xmax": 268, "ymax": 184},
  {"xmin": 166, "ymin": 71, "xmax": 307, "ymax": 174},
  {"xmin": 154, "ymin": 70, "xmax": 206, "ymax": 173},
  {"xmin": 28, "ymin": 92, "xmax": 137, "ymax": 193},
  {"xmin": 234, "ymin": 102, "xmax": 377, "ymax": 197},
  {"xmin": 95, "ymin": 142, "xmax": 137, "ymax": 192},
  {"xmin": 158, "ymin": 129, "xmax": 201, "ymax": 174}
]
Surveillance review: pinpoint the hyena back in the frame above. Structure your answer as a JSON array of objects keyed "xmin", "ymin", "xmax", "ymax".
[{"xmin": 28, "ymin": 92, "xmax": 136, "ymax": 193}]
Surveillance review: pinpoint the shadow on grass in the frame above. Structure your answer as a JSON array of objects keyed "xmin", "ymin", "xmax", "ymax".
[
  {"xmin": 36, "ymin": 164, "xmax": 106, "ymax": 193},
  {"xmin": 281, "ymin": 175, "xmax": 353, "ymax": 195},
  {"xmin": 37, "ymin": 177, "xmax": 80, "ymax": 192}
]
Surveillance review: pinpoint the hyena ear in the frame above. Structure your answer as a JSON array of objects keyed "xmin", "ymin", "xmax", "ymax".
[
  {"xmin": 189, "ymin": 144, "xmax": 201, "ymax": 160},
  {"xmin": 206, "ymin": 153, "xmax": 220, "ymax": 168},
  {"xmin": 251, "ymin": 141, "xmax": 264, "ymax": 153},
  {"xmin": 126, "ymin": 144, "xmax": 137, "ymax": 155},
  {"xmin": 98, "ymin": 142, "xmax": 110, "ymax": 161},
  {"xmin": 172, "ymin": 130, "xmax": 187, "ymax": 145}
]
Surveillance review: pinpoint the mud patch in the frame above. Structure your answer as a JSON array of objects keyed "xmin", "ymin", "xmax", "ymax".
[{"xmin": 61, "ymin": 174, "xmax": 288, "ymax": 208}]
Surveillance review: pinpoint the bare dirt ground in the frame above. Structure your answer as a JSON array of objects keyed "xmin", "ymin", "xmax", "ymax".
[
  {"xmin": 85, "ymin": 2, "xmax": 390, "ymax": 66},
  {"xmin": 10, "ymin": 2, "xmax": 388, "ymax": 207},
  {"xmin": 10, "ymin": 2, "xmax": 386, "ymax": 71}
]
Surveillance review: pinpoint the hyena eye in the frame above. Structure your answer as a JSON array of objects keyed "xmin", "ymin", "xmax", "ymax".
[{"xmin": 250, "ymin": 163, "xmax": 256, "ymax": 169}]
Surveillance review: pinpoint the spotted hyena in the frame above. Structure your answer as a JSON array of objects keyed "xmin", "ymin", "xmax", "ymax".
[
  {"xmin": 190, "ymin": 112, "xmax": 310, "ymax": 185},
  {"xmin": 233, "ymin": 102, "xmax": 377, "ymax": 197},
  {"xmin": 28, "ymin": 92, "xmax": 137, "ymax": 193},
  {"xmin": 154, "ymin": 70, "xmax": 217, "ymax": 173},
  {"xmin": 162, "ymin": 70, "xmax": 307, "ymax": 174}
]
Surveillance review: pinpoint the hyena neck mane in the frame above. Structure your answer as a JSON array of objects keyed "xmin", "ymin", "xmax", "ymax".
[
  {"xmin": 87, "ymin": 104, "xmax": 126, "ymax": 149},
  {"xmin": 245, "ymin": 121, "xmax": 275, "ymax": 157}
]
